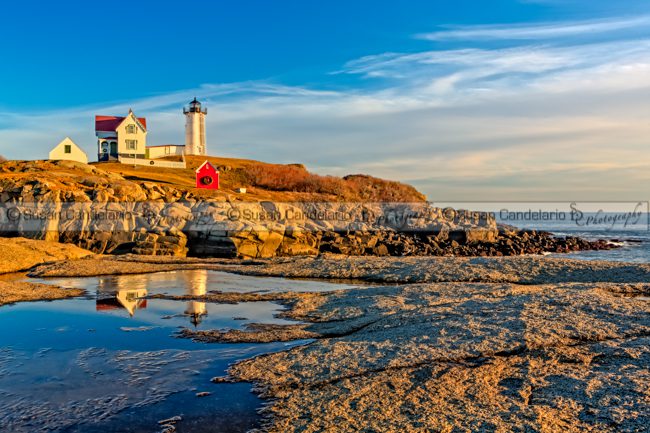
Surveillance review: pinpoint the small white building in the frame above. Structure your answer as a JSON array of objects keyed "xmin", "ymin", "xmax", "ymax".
[
  {"xmin": 146, "ymin": 144, "xmax": 186, "ymax": 159},
  {"xmin": 49, "ymin": 137, "xmax": 88, "ymax": 164}
]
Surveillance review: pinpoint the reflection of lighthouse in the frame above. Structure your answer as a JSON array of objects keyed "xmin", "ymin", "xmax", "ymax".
[{"xmin": 184, "ymin": 270, "xmax": 208, "ymax": 326}]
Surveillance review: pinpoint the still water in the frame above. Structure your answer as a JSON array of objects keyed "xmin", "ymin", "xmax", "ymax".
[{"xmin": 0, "ymin": 270, "xmax": 356, "ymax": 433}]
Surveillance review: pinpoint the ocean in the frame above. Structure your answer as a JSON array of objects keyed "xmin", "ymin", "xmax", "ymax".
[{"xmin": 496, "ymin": 212, "xmax": 650, "ymax": 263}]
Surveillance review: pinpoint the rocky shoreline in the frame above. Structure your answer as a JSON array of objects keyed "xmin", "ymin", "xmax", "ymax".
[
  {"xmin": 202, "ymin": 256, "xmax": 649, "ymax": 433},
  {"xmin": 319, "ymin": 227, "xmax": 615, "ymax": 257},
  {"xmin": 0, "ymin": 160, "xmax": 617, "ymax": 260},
  {"xmin": 0, "ymin": 281, "xmax": 85, "ymax": 306},
  {"xmin": 2, "ymin": 249, "xmax": 649, "ymax": 432}
]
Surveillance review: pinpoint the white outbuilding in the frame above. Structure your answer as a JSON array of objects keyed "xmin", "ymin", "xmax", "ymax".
[
  {"xmin": 49, "ymin": 137, "xmax": 88, "ymax": 164},
  {"xmin": 146, "ymin": 144, "xmax": 186, "ymax": 159}
]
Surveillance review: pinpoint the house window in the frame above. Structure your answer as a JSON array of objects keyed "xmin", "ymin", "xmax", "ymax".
[
  {"xmin": 126, "ymin": 124, "xmax": 137, "ymax": 134},
  {"xmin": 126, "ymin": 140, "xmax": 137, "ymax": 150},
  {"xmin": 64, "ymin": 145, "xmax": 71, "ymax": 154}
]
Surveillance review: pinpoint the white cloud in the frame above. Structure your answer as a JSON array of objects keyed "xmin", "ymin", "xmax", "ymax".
[{"xmin": 417, "ymin": 15, "xmax": 650, "ymax": 41}]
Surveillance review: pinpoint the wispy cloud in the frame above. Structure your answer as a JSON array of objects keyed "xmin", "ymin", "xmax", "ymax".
[
  {"xmin": 417, "ymin": 15, "xmax": 650, "ymax": 41},
  {"xmin": 341, "ymin": 39, "xmax": 650, "ymax": 88}
]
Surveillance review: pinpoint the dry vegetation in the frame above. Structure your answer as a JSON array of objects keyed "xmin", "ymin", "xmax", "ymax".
[
  {"xmin": 237, "ymin": 163, "xmax": 425, "ymax": 202},
  {"xmin": 0, "ymin": 156, "xmax": 426, "ymax": 202}
]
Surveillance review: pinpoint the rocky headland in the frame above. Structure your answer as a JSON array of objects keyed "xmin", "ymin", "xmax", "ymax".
[
  {"xmin": 0, "ymin": 159, "xmax": 614, "ymax": 260},
  {"xmin": 0, "ymin": 159, "xmax": 642, "ymax": 433}
]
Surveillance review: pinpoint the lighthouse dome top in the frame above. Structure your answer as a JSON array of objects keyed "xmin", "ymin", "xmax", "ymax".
[{"xmin": 184, "ymin": 97, "xmax": 207, "ymax": 114}]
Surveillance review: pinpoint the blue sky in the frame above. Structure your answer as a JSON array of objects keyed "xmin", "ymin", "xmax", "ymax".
[{"xmin": 1, "ymin": 0, "xmax": 649, "ymax": 201}]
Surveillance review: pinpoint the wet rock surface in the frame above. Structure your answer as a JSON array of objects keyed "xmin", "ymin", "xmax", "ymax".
[
  {"xmin": 179, "ymin": 323, "xmax": 319, "ymax": 343},
  {"xmin": 222, "ymin": 254, "xmax": 650, "ymax": 284},
  {"xmin": 3, "ymin": 251, "xmax": 650, "ymax": 431},
  {"xmin": 0, "ymin": 281, "xmax": 84, "ymax": 306},
  {"xmin": 27, "ymin": 254, "xmax": 650, "ymax": 283},
  {"xmin": 318, "ymin": 227, "xmax": 614, "ymax": 258},
  {"xmin": 172, "ymin": 257, "xmax": 650, "ymax": 433}
]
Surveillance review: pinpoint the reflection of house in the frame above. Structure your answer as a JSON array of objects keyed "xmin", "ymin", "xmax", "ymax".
[
  {"xmin": 96, "ymin": 109, "xmax": 148, "ymax": 162},
  {"xmin": 184, "ymin": 270, "xmax": 208, "ymax": 326},
  {"xmin": 96, "ymin": 275, "xmax": 148, "ymax": 316},
  {"xmin": 49, "ymin": 137, "xmax": 88, "ymax": 164},
  {"xmin": 96, "ymin": 288, "xmax": 148, "ymax": 316}
]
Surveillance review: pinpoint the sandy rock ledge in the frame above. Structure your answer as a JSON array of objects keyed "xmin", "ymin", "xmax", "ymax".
[{"xmin": 209, "ymin": 258, "xmax": 650, "ymax": 433}]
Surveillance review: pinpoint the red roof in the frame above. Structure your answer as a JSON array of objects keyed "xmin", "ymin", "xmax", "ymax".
[
  {"xmin": 95, "ymin": 115, "xmax": 147, "ymax": 131},
  {"xmin": 196, "ymin": 160, "xmax": 218, "ymax": 174}
]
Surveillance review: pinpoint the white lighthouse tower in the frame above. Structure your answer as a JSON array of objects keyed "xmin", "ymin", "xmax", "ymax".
[{"xmin": 184, "ymin": 97, "xmax": 207, "ymax": 155}]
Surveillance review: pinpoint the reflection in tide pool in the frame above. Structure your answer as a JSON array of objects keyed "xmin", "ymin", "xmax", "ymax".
[
  {"xmin": 185, "ymin": 270, "xmax": 208, "ymax": 326},
  {"xmin": 96, "ymin": 286, "xmax": 148, "ymax": 316},
  {"xmin": 0, "ymin": 270, "xmax": 357, "ymax": 433},
  {"xmin": 93, "ymin": 270, "xmax": 210, "ymax": 326}
]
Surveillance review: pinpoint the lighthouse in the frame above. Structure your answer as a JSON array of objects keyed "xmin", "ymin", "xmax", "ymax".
[{"xmin": 183, "ymin": 97, "xmax": 207, "ymax": 155}]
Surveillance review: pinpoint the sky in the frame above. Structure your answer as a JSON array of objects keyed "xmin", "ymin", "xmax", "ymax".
[{"xmin": 1, "ymin": 0, "xmax": 649, "ymax": 202}]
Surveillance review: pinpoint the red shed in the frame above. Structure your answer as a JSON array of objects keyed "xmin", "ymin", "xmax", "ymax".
[{"xmin": 195, "ymin": 160, "xmax": 219, "ymax": 189}]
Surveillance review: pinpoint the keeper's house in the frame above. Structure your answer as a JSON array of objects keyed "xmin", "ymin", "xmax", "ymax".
[{"xmin": 95, "ymin": 109, "xmax": 148, "ymax": 162}]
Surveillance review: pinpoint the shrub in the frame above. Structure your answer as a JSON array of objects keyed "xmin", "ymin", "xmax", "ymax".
[
  {"xmin": 343, "ymin": 174, "xmax": 426, "ymax": 202},
  {"xmin": 244, "ymin": 164, "xmax": 350, "ymax": 195},
  {"xmin": 240, "ymin": 162, "xmax": 426, "ymax": 202}
]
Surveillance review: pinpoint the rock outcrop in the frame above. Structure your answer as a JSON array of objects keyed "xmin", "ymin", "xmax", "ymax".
[
  {"xmin": 0, "ymin": 237, "xmax": 93, "ymax": 274},
  {"xmin": 0, "ymin": 281, "xmax": 85, "ymax": 306},
  {"xmin": 224, "ymin": 274, "xmax": 650, "ymax": 433},
  {"xmin": 0, "ymin": 160, "xmax": 614, "ymax": 259}
]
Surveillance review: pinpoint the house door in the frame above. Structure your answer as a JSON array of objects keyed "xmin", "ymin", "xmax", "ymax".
[{"xmin": 110, "ymin": 142, "xmax": 117, "ymax": 156}]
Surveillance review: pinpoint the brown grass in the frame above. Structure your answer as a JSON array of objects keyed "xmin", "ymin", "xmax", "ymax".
[
  {"xmin": 240, "ymin": 164, "xmax": 345, "ymax": 195},
  {"xmin": 237, "ymin": 163, "xmax": 425, "ymax": 202},
  {"xmin": 94, "ymin": 155, "xmax": 425, "ymax": 202},
  {"xmin": 0, "ymin": 155, "xmax": 426, "ymax": 202}
]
